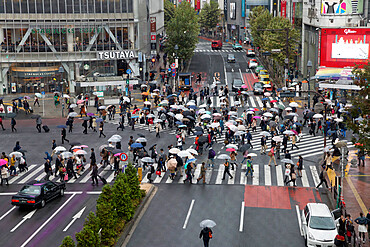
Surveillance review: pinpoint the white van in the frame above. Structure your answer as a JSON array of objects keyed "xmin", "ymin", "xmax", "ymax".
[{"xmin": 301, "ymin": 203, "xmax": 338, "ymax": 247}]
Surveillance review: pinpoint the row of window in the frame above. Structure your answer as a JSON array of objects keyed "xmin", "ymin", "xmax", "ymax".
[{"xmin": 0, "ymin": 0, "xmax": 133, "ymax": 14}]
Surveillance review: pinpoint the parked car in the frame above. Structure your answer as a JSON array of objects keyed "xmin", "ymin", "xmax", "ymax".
[
  {"xmin": 11, "ymin": 180, "xmax": 66, "ymax": 208},
  {"xmin": 211, "ymin": 40, "xmax": 222, "ymax": 50},
  {"xmin": 232, "ymin": 43, "xmax": 243, "ymax": 50},
  {"xmin": 232, "ymin": 78, "xmax": 244, "ymax": 92},
  {"xmin": 248, "ymin": 59, "xmax": 258, "ymax": 69},
  {"xmin": 247, "ymin": 48, "xmax": 255, "ymax": 57},
  {"xmin": 253, "ymin": 82, "xmax": 264, "ymax": 95},
  {"xmin": 301, "ymin": 203, "xmax": 338, "ymax": 247},
  {"xmin": 227, "ymin": 54, "xmax": 236, "ymax": 63}
]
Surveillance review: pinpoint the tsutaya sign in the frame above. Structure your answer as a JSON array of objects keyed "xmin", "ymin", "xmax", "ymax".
[{"xmin": 97, "ymin": 50, "xmax": 137, "ymax": 60}]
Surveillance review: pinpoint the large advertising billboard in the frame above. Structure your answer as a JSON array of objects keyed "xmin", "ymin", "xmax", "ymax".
[
  {"xmin": 320, "ymin": 28, "xmax": 370, "ymax": 68},
  {"xmin": 321, "ymin": 0, "xmax": 364, "ymax": 14}
]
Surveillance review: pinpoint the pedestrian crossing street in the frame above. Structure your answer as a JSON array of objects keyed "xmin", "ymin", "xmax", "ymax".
[
  {"xmin": 6, "ymin": 163, "xmax": 118, "ymax": 185},
  {"xmin": 194, "ymin": 49, "xmax": 245, "ymax": 53},
  {"xmin": 204, "ymin": 95, "xmax": 284, "ymax": 108},
  {"xmin": 140, "ymin": 162, "xmax": 324, "ymax": 188}
]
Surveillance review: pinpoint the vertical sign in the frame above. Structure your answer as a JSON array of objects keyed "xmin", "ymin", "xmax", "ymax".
[
  {"xmin": 224, "ymin": 0, "xmax": 227, "ymax": 21},
  {"xmin": 241, "ymin": 0, "xmax": 245, "ymax": 17},
  {"xmin": 292, "ymin": 2, "xmax": 296, "ymax": 24},
  {"xmin": 150, "ymin": 17, "xmax": 156, "ymax": 48},
  {"xmin": 196, "ymin": 0, "xmax": 200, "ymax": 11},
  {"xmin": 281, "ymin": 0, "xmax": 287, "ymax": 18}
]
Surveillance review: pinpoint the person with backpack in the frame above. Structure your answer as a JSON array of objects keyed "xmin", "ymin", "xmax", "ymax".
[
  {"xmin": 199, "ymin": 227, "xmax": 212, "ymax": 247},
  {"xmin": 207, "ymin": 148, "xmax": 216, "ymax": 168},
  {"xmin": 345, "ymin": 214, "xmax": 354, "ymax": 244},
  {"xmin": 245, "ymin": 156, "xmax": 253, "ymax": 178}
]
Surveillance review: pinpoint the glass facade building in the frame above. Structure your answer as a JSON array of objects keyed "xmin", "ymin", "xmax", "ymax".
[{"xmin": 0, "ymin": 0, "xmax": 149, "ymax": 94}]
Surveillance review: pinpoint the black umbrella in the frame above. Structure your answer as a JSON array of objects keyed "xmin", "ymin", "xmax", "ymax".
[
  {"xmin": 112, "ymin": 149, "xmax": 123, "ymax": 154},
  {"xmin": 69, "ymin": 142, "xmax": 81, "ymax": 146},
  {"xmin": 195, "ymin": 131, "xmax": 203, "ymax": 136},
  {"xmin": 187, "ymin": 116, "xmax": 195, "ymax": 121},
  {"xmin": 239, "ymin": 144, "xmax": 251, "ymax": 153},
  {"xmin": 183, "ymin": 111, "xmax": 192, "ymax": 116},
  {"xmin": 149, "ymin": 144, "xmax": 157, "ymax": 150},
  {"xmin": 137, "ymin": 133, "xmax": 146, "ymax": 137},
  {"xmin": 195, "ymin": 126, "xmax": 203, "ymax": 131},
  {"xmin": 284, "ymin": 115, "xmax": 294, "ymax": 120},
  {"xmin": 31, "ymin": 114, "xmax": 41, "ymax": 119},
  {"xmin": 198, "ymin": 135, "xmax": 208, "ymax": 144},
  {"xmin": 306, "ymin": 111, "xmax": 315, "ymax": 118}
]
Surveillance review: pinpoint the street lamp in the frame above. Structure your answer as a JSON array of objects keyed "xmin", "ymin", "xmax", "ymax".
[
  {"xmin": 307, "ymin": 60, "xmax": 313, "ymax": 109},
  {"xmin": 58, "ymin": 66, "xmax": 65, "ymax": 117},
  {"xmin": 174, "ymin": 45, "xmax": 179, "ymax": 92}
]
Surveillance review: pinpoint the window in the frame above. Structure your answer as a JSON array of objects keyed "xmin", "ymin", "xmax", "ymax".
[
  {"xmin": 20, "ymin": 0, "xmax": 27, "ymax": 13},
  {"xmin": 74, "ymin": 0, "xmax": 80, "ymax": 13},
  {"xmin": 95, "ymin": 0, "xmax": 101, "ymax": 13},
  {"xmin": 5, "ymin": 0, "xmax": 13, "ymax": 13},
  {"xmin": 80, "ymin": 0, "xmax": 87, "ymax": 13},
  {"xmin": 309, "ymin": 216, "xmax": 336, "ymax": 230},
  {"xmin": 102, "ymin": 0, "xmax": 108, "ymax": 13},
  {"xmin": 44, "ymin": 0, "xmax": 50, "ymax": 13},
  {"xmin": 0, "ymin": 0, "xmax": 4, "ymax": 13},
  {"xmin": 29, "ymin": 0, "xmax": 36, "ymax": 13},
  {"xmin": 13, "ymin": 0, "xmax": 21, "ymax": 13},
  {"xmin": 36, "ymin": 0, "xmax": 43, "ymax": 13},
  {"xmin": 51, "ymin": 0, "xmax": 59, "ymax": 13},
  {"xmin": 66, "ymin": 0, "xmax": 72, "ymax": 13}
]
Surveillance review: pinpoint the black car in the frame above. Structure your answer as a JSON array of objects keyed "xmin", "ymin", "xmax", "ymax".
[
  {"xmin": 232, "ymin": 78, "xmax": 244, "ymax": 92},
  {"xmin": 11, "ymin": 180, "xmax": 66, "ymax": 208},
  {"xmin": 253, "ymin": 82, "xmax": 264, "ymax": 95}
]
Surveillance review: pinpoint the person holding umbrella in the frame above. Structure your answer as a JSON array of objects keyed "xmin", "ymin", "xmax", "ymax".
[
  {"xmin": 199, "ymin": 220, "xmax": 214, "ymax": 247},
  {"xmin": 197, "ymin": 162, "xmax": 207, "ymax": 184}
]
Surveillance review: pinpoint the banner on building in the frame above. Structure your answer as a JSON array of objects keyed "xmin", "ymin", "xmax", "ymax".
[
  {"xmin": 281, "ymin": 0, "xmax": 287, "ymax": 18},
  {"xmin": 241, "ymin": 0, "xmax": 245, "ymax": 17},
  {"xmin": 321, "ymin": 0, "xmax": 364, "ymax": 15},
  {"xmin": 320, "ymin": 28, "xmax": 370, "ymax": 68},
  {"xmin": 224, "ymin": 0, "xmax": 228, "ymax": 21}
]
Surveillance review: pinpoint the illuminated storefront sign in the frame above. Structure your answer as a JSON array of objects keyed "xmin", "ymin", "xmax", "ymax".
[
  {"xmin": 32, "ymin": 27, "xmax": 102, "ymax": 34},
  {"xmin": 97, "ymin": 50, "xmax": 137, "ymax": 60}
]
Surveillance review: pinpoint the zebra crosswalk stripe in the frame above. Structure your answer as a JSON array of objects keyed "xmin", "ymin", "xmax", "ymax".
[
  {"xmin": 18, "ymin": 165, "xmax": 45, "ymax": 184},
  {"xmin": 249, "ymin": 97, "xmax": 257, "ymax": 108},
  {"xmin": 8, "ymin": 165, "xmax": 37, "ymax": 184},
  {"xmin": 215, "ymin": 165, "xmax": 225, "ymax": 184},
  {"xmin": 301, "ymin": 169, "xmax": 310, "ymax": 187},
  {"xmin": 253, "ymin": 165, "xmax": 259, "ymax": 185},
  {"xmin": 264, "ymin": 165, "xmax": 271, "ymax": 186},
  {"xmin": 276, "ymin": 165, "xmax": 284, "ymax": 186},
  {"xmin": 310, "ymin": 166, "xmax": 320, "ymax": 188}
]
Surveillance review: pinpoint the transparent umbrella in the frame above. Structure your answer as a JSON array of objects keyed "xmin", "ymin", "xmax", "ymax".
[{"xmin": 200, "ymin": 219, "xmax": 216, "ymax": 228}]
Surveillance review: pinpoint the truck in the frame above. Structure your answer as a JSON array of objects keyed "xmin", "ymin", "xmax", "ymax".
[{"xmin": 178, "ymin": 73, "xmax": 192, "ymax": 90}]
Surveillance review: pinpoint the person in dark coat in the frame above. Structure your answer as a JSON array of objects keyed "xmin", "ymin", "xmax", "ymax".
[
  {"xmin": 67, "ymin": 157, "xmax": 77, "ymax": 179},
  {"xmin": 91, "ymin": 163, "xmax": 99, "ymax": 185},
  {"xmin": 82, "ymin": 120, "xmax": 88, "ymax": 134},
  {"xmin": 199, "ymin": 227, "xmax": 212, "ymax": 247},
  {"xmin": 90, "ymin": 148, "xmax": 96, "ymax": 166},
  {"xmin": 61, "ymin": 128, "xmax": 69, "ymax": 144},
  {"xmin": 11, "ymin": 118, "xmax": 16, "ymax": 132},
  {"xmin": 55, "ymin": 155, "xmax": 61, "ymax": 176},
  {"xmin": 44, "ymin": 159, "xmax": 52, "ymax": 181}
]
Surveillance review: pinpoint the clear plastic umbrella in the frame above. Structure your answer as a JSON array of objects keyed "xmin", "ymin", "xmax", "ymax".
[
  {"xmin": 186, "ymin": 148, "xmax": 198, "ymax": 156},
  {"xmin": 9, "ymin": 152, "xmax": 23, "ymax": 158},
  {"xmin": 54, "ymin": 146, "xmax": 67, "ymax": 152},
  {"xmin": 200, "ymin": 219, "xmax": 216, "ymax": 228},
  {"xmin": 75, "ymin": 150, "xmax": 87, "ymax": 155},
  {"xmin": 177, "ymin": 150, "xmax": 192, "ymax": 158},
  {"xmin": 141, "ymin": 157, "xmax": 155, "ymax": 163},
  {"xmin": 169, "ymin": 148, "xmax": 181, "ymax": 154},
  {"xmin": 217, "ymin": 154, "xmax": 230, "ymax": 160},
  {"xmin": 61, "ymin": 152, "xmax": 74, "ymax": 159}
]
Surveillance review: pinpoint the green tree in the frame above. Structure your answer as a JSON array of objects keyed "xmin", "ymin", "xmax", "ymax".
[
  {"xmin": 112, "ymin": 173, "xmax": 134, "ymax": 221},
  {"xmin": 164, "ymin": 0, "xmax": 175, "ymax": 28},
  {"xmin": 60, "ymin": 236, "xmax": 75, "ymax": 247},
  {"xmin": 346, "ymin": 62, "xmax": 370, "ymax": 151},
  {"xmin": 165, "ymin": 1, "xmax": 200, "ymax": 68},
  {"xmin": 96, "ymin": 185, "xmax": 117, "ymax": 246},
  {"xmin": 125, "ymin": 163, "xmax": 144, "ymax": 204},
  {"xmin": 249, "ymin": 6, "xmax": 272, "ymax": 49},
  {"xmin": 199, "ymin": 0, "xmax": 220, "ymax": 32},
  {"xmin": 75, "ymin": 212, "xmax": 100, "ymax": 247}
]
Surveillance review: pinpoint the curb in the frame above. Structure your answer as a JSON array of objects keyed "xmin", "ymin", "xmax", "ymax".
[{"xmin": 116, "ymin": 185, "xmax": 158, "ymax": 247}]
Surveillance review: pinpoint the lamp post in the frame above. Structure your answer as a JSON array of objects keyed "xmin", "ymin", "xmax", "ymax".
[
  {"xmin": 174, "ymin": 44, "xmax": 179, "ymax": 92},
  {"xmin": 307, "ymin": 60, "xmax": 312, "ymax": 110},
  {"xmin": 58, "ymin": 66, "xmax": 65, "ymax": 117}
]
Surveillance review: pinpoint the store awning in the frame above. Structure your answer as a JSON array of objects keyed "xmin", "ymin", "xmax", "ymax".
[{"xmin": 313, "ymin": 67, "xmax": 354, "ymax": 80}]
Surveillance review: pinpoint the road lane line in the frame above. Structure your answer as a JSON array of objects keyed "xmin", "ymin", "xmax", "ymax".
[
  {"xmin": 276, "ymin": 165, "xmax": 284, "ymax": 186},
  {"xmin": 21, "ymin": 193, "xmax": 78, "ymax": 247},
  {"xmin": 0, "ymin": 192, "xmax": 17, "ymax": 196},
  {"xmin": 85, "ymin": 191, "xmax": 102, "ymax": 195},
  {"xmin": 296, "ymin": 205, "xmax": 303, "ymax": 236},
  {"xmin": 205, "ymin": 167, "xmax": 212, "ymax": 184},
  {"xmin": 253, "ymin": 165, "xmax": 259, "ymax": 185},
  {"xmin": 239, "ymin": 201, "xmax": 245, "ymax": 232},
  {"xmin": 0, "ymin": 206, "xmax": 16, "ymax": 221},
  {"xmin": 300, "ymin": 169, "xmax": 310, "ymax": 187},
  {"xmin": 310, "ymin": 166, "xmax": 320, "ymax": 188},
  {"xmin": 183, "ymin": 199, "xmax": 195, "ymax": 229},
  {"xmin": 11, "ymin": 209, "xmax": 37, "ymax": 232}
]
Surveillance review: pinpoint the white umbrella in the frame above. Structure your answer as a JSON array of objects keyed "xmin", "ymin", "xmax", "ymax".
[
  {"xmin": 175, "ymin": 114, "xmax": 183, "ymax": 120},
  {"xmin": 209, "ymin": 122, "xmax": 220, "ymax": 128},
  {"xmin": 235, "ymin": 131, "xmax": 246, "ymax": 136},
  {"xmin": 289, "ymin": 102, "xmax": 299, "ymax": 107},
  {"xmin": 186, "ymin": 101, "xmax": 196, "ymax": 106},
  {"xmin": 144, "ymin": 101, "xmax": 152, "ymax": 105},
  {"xmin": 229, "ymin": 125, "xmax": 238, "ymax": 132},
  {"xmin": 68, "ymin": 112, "xmax": 78, "ymax": 117},
  {"xmin": 136, "ymin": 137, "xmax": 147, "ymax": 143},
  {"xmin": 61, "ymin": 152, "xmax": 74, "ymax": 159},
  {"xmin": 247, "ymin": 111, "xmax": 254, "ymax": 115},
  {"xmin": 288, "ymin": 112, "xmax": 298, "ymax": 116},
  {"xmin": 263, "ymin": 112, "xmax": 273, "ymax": 117},
  {"xmin": 212, "ymin": 113, "xmax": 222, "ymax": 117},
  {"xmin": 177, "ymin": 150, "xmax": 192, "ymax": 158},
  {"xmin": 283, "ymin": 130, "xmax": 295, "ymax": 135},
  {"xmin": 272, "ymin": 136, "xmax": 283, "ymax": 142},
  {"xmin": 98, "ymin": 106, "xmax": 106, "ymax": 110},
  {"xmin": 323, "ymin": 146, "xmax": 330, "ymax": 152},
  {"xmin": 35, "ymin": 93, "xmax": 42, "ymax": 98},
  {"xmin": 63, "ymin": 94, "xmax": 70, "ymax": 98},
  {"xmin": 334, "ymin": 118, "xmax": 343, "ymax": 122},
  {"xmin": 108, "ymin": 136, "xmax": 121, "ymax": 143},
  {"xmin": 122, "ymin": 96, "xmax": 130, "ymax": 102},
  {"xmin": 226, "ymin": 144, "xmax": 238, "ymax": 149},
  {"xmin": 69, "ymin": 104, "xmax": 77, "ymax": 108},
  {"xmin": 147, "ymin": 114, "xmax": 155, "ymax": 118},
  {"xmin": 260, "ymin": 131, "xmax": 271, "ymax": 136},
  {"xmin": 9, "ymin": 152, "xmax": 23, "ymax": 158},
  {"xmin": 154, "ymin": 119, "xmax": 163, "ymax": 123},
  {"xmin": 228, "ymin": 111, "xmax": 238, "ymax": 116},
  {"xmin": 169, "ymin": 148, "xmax": 181, "ymax": 154},
  {"xmin": 186, "ymin": 149, "xmax": 198, "ymax": 156},
  {"xmin": 200, "ymin": 219, "xmax": 216, "ymax": 228},
  {"xmin": 141, "ymin": 157, "xmax": 155, "ymax": 163},
  {"xmin": 238, "ymin": 125, "xmax": 246, "ymax": 131},
  {"xmin": 248, "ymin": 153, "xmax": 258, "ymax": 157},
  {"xmin": 313, "ymin": 114, "xmax": 323, "ymax": 119},
  {"xmin": 285, "ymin": 107, "xmax": 293, "ymax": 111},
  {"xmin": 201, "ymin": 114, "xmax": 211, "ymax": 120},
  {"xmin": 217, "ymin": 154, "xmax": 230, "ymax": 160},
  {"xmin": 281, "ymin": 159, "xmax": 294, "ymax": 164},
  {"xmin": 111, "ymin": 134, "xmax": 122, "ymax": 140},
  {"xmin": 54, "ymin": 146, "xmax": 67, "ymax": 152},
  {"xmin": 75, "ymin": 150, "xmax": 87, "ymax": 155},
  {"xmin": 263, "ymin": 84, "xmax": 271, "ymax": 88},
  {"xmin": 199, "ymin": 104, "xmax": 207, "ymax": 108}
]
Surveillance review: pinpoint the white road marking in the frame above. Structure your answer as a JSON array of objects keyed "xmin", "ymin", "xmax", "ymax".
[
  {"xmin": 310, "ymin": 166, "xmax": 320, "ymax": 188},
  {"xmin": 17, "ymin": 165, "xmax": 45, "ymax": 184},
  {"xmin": 10, "ymin": 209, "xmax": 37, "ymax": 232},
  {"xmin": 300, "ymin": 169, "xmax": 310, "ymax": 187},
  {"xmin": 296, "ymin": 205, "xmax": 303, "ymax": 236},
  {"xmin": 253, "ymin": 165, "xmax": 259, "ymax": 185},
  {"xmin": 215, "ymin": 165, "xmax": 225, "ymax": 184},
  {"xmin": 276, "ymin": 165, "xmax": 284, "ymax": 186},
  {"xmin": 192, "ymin": 164, "xmax": 201, "ymax": 184},
  {"xmin": 8, "ymin": 165, "xmax": 37, "ymax": 184},
  {"xmin": 63, "ymin": 206, "xmax": 86, "ymax": 232},
  {"xmin": 182, "ymin": 199, "xmax": 195, "ymax": 229},
  {"xmin": 249, "ymin": 97, "xmax": 257, "ymax": 108},
  {"xmin": 264, "ymin": 165, "xmax": 271, "ymax": 186},
  {"xmin": 0, "ymin": 206, "xmax": 16, "ymax": 221},
  {"xmin": 239, "ymin": 201, "xmax": 245, "ymax": 232}
]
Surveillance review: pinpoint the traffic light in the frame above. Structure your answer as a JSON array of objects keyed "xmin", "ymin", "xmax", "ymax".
[{"xmin": 151, "ymin": 58, "xmax": 156, "ymax": 63}]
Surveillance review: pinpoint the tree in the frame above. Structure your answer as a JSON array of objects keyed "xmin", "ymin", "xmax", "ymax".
[
  {"xmin": 60, "ymin": 236, "xmax": 75, "ymax": 247},
  {"xmin": 199, "ymin": 0, "xmax": 220, "ymax": 33},
  {"xmin": 164, "ymin": 0, "xmax": 175, "ymax": 28},
  {"xmin": 346, "ymin": 62, "xmax": 370, "ymax": 151},
  {"xmin": 249, "ymin": 6, "xmax": 272, "ymax": 49},
  {"xmin": 96, "ymin": 185, "xmax": 117, "ymax": 246},
  {"xmin": 165, "ymin": 1, "xmax": 200, "ymax": 68},
  {"xmin": 112, "ymin": 173, "xmax": 134, "ymax": 221},
  {"xmin": 125, "ymin": 163, "xmax": 144, "ymax": 204},
  {"xmin": 75, "ymin": 212, "xmax": 100, "ymax": 247}
]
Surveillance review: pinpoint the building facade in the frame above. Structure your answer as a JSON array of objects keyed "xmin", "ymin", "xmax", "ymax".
[{"xmin": 0, "ymin": 0, "xmax": 163, "ymax": 95}]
